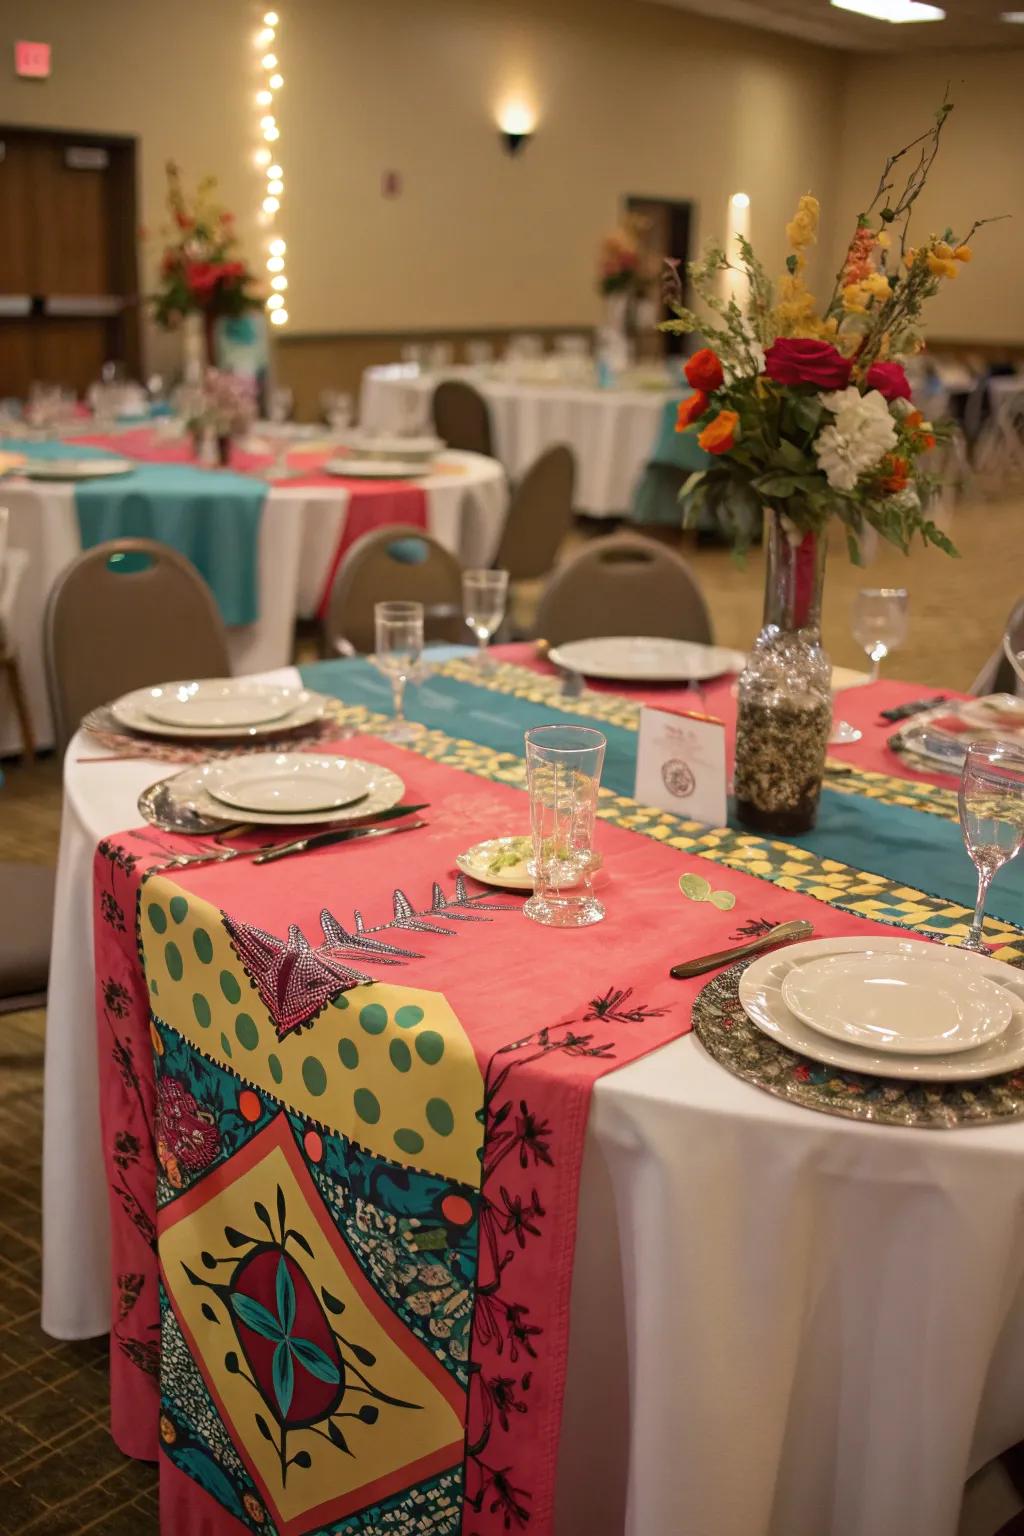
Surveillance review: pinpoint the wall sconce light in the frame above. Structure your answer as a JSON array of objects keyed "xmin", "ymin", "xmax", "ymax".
[{"xmin": 497, "ymin": 102, "xmax": 536, "ymax": 156}]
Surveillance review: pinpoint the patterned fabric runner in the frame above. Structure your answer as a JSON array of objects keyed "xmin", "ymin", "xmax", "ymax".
[
  {"xmin": 298, "ymin": 657, "xmax": 1024, "ymax": 928},
  {"xmin": 93, "ymin": 715, "xmax": 1010, "ymax": 1535}
]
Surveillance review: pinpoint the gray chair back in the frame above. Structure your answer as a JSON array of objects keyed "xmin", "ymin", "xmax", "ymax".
[
  {"xmin": 535, "ymin": 533, "xmax": 713, "ymax": 647},
  {"xmin": 321, "ymin": 525, "xmax": 464, "ymax": 655},
  {"xmin": 491, "ymin": 444, "xmax": 575, "ymax": 581},
  {"xmin": 432, "ymin": 380, "xmax": 494, "ymax": 457},
  {"xmin": 44, "ymin": 538, "xmax": 231, "ymax": 750},
  {"xmin": 971, "ymin": 595, "xmax": 1024, "ymax": 695}
]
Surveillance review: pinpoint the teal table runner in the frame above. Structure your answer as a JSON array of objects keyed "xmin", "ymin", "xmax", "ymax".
[
  {"xmin": 299, "ymin": 656, "xmax": 1024, "ymax": 928},
  {"xmin": 11, "ymin": 439, "xmax": 264, "ymax": 627}
]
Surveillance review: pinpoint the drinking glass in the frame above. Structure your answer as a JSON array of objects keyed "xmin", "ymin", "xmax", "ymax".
[
  {"xmin": 321, "ymin": 389, "xmax": 353, "ymax": 433},
  {"xmin": 958, "ymin": 741, "xmax": 1024, "ymax": 952},
  {"xmin": 524, "ymin": 725, "xmax": 606, "ymax": 928},
  {"xmin": 462, "ymin": 569, "xmax": 508, "ymax": 666},
  {"xmin": 851, "ymin": 587, "xmax": 909, "ymax": 682},
  {"xmin": 374, "ymin": 601, "xmax": 424, "ymax": 742}
]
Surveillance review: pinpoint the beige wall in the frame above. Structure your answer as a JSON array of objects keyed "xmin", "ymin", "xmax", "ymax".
[
  {"xmin": 831, "ymin": 49, "xmax": 1024, "ymax": 346},
  {"xmin": 0, "ymin": 0, "xmax": 843, "ymax": 363}
]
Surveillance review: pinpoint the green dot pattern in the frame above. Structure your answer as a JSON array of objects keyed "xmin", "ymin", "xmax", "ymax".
[
  {"xmin": 169, "ymin": 896, "xmax": 188, "ymax": 925},
  {"xmin": 192, "ymin": 928, "xmax": 213, "ymax": 964},
  {"xmin": 235, "ymin": 1014, "xmax": 259, "ymax": 1051},
  {"xmin": 388, "ymin": 1039, "xmax": 411, "ymax": 1073},
  {"xmin": 220, "ymin": 1032, "xmax": 233, "ymax": 1058},
  {"xmin": 394, "ymin": 1127, "xmax": 424, "ymax": 1156},
  {"xmin": 395, "ymin": 1005, "xmax": 424, "ymax": 1030},
  {"xmin": 302, "ymin": 1057, "xmax": 327, "ymax": 1096},
  {"xmin": 220, "ymin": 971, "xmax": 242, "ymax": 1005},
  {"xmin": 338, "ymin": 1038, "xmax": 359, "ymax": 1070},
  {"xmin": 426, "ymin": 1098, "xmax": 454, "ymax": 1137},
  {"xmin": 268, "ymin": 1053, "xmax": 283, "ymax": 1085},
  {"xmin": 415, "ymin": 1030, "xmax": 444, "ymax": 1065},
  {"xmin": 330, "ymin": 994, "xmax": 350, "ymax": 1010},
  {"xmin": 353, "ymin": 1088, "xmax": 380, "ymax": 1125},
  {"xmin": 148, "ymin": 903, "xmax": 167, "ymax": 934},
  {"xmin": 359, "ymin": 1003, "xmax": 388, "ymax": 1035},
  {"xmin": 165, "ymin": 943, "xmax": 183, "ymax": 982},
  {"xmin": 192, "ymin": 993, "xmax": 211, "ymax": 1028}
]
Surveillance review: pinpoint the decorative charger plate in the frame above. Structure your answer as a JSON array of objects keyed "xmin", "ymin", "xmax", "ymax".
[
  {"xmin": 110, "ymin": 682, "xmax": 328, "ymax": 740},
  {"xmin": 158, "ymin": 753, "xmax": 404, "ymax": 827},
  {"xmin": 547, "ymin": 636, "xmax": 747, "ymax": 683},
  {"xmin": 694, "ymin": 958, "xmax": 1024, "ymax": 1130}
]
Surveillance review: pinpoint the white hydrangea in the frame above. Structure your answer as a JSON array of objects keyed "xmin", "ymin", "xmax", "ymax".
[{"xmin": 814, "ymin": 387, "xmax": 897, "ymax": 492}]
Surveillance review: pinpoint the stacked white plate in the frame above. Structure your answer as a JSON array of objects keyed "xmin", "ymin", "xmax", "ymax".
[
  {"xmin": 109, "ymin": 678, "xmax": 329, "ymax": 740},
  {"xmin": 547, "ymin": 636, "xmax": 747, "ymax": 683},
  {"xmin": 163, "ymin": 753, "xmax": 405, "ymax": 826},
  {"xmin": 739, "ymin": 936, "xmax": 1024, "ymax": 1080}
]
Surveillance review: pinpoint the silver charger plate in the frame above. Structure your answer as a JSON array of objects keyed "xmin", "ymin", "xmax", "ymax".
[{"xmin": 154, "ymin": 753, "xmax": 404, "ymax": 827}]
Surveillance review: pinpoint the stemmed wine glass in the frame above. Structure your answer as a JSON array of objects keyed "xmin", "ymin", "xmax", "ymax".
[
  {"xmin": 265, "ymin": 386, "xmax": 294, "ymax": 479},
  {"xmin": 462, "ymin": 569, "xmax": 508, "ymax": 668},
  {"xmin": 374, "ymin": 601, "xmax": 424, "ymax": 742},
  {"xmin": 852, "ymin": 587, "xmax": 909, "ymax": 682},
  {"xmin": 958, "ymin": 741, "xmax": 1024, "ymax": 952}
]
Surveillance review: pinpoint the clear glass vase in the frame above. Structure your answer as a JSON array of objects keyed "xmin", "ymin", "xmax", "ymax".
[{"xmin": 733, "ymin": 511, "xmax": 833, "ymax": 835}]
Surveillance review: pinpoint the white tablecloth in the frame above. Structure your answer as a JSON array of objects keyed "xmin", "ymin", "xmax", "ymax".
[
  {"xmin": 360, "ymin": 364, "xmax": 673, "ymax": 519},
  {"xmin": 0, "ymin": 453, "xmax": 505, "ymax": 755},
  {"xmin": 42, "ymin": 681, "xmax": 1024, "ymax": 1536}
]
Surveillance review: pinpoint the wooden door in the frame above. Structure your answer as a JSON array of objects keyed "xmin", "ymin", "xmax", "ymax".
[{"xmin": 0, "ymin": 128, "xmax": 140, "ymax": 397}]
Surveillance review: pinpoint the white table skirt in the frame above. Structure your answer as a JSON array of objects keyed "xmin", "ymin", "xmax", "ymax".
[
  {"xmin": 42, "ymin": 694, "xmax": 1024, "ymax": 1536},
  {"xmin": 0, "ymin": 453, "xmax": 505, "ymax": 755},
  {"xmin": 360, "ymin": 364, "xmax": 672, "ymax": 519}
]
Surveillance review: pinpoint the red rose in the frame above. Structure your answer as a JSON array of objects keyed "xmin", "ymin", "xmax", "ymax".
[
  {"xmin": 685, "ymin": 347, "xmax": 724, "ymax": 394},
  {"xmin": 864, "ymin": 361, "xmax": 912, "ymax": 402},
  {"xmin": 764, "ymin": 338, "xmax": 852, "ymax": 390}
]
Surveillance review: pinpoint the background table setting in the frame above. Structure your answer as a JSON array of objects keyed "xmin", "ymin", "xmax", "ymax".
[
  {"xmin": 39, "ymin": 619, "xmax": 1024, "ymax": 1536},
  {"xmin": 0, "ymin": 430, "xmax": 506, "ymax": 754},
  {"xmin": 359, "ymin": 362, "xmax": 678, "ymax": 518}
]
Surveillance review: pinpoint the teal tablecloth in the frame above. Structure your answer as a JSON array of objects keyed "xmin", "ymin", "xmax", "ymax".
[
  {"xmin": 10, "ymin": 439, "xmax": 264, "ymax": 627},
  {"xmin": 298, "ymin": 655, "xmax": 1024, "ymax": 929}
]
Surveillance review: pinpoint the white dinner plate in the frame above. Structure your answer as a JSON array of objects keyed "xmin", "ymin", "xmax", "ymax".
[
  {"xmin": 165, "ymin": 754, "xmax": 405, "ymax": 826},
  {"xmin": 323, "ymin": 458, "xmax": 424, "ymax": 480},
  {"xmin": 547, "ymin": 636, "xmax": 746, "ymax": 683},
  {"xmin": 23, "ymin": 457, "xmax": 133, "ymax": 480},
  {"xmin": 455, "ymin": 836, "xmax": 603, "ymax": 891},
  {"xmin": 143, "ymin": 680, "xmax": 299, "ymax": 730},
  {"xmin": 782, "ymin": 951, "xmax": 1013, "ymax": 1055},
  {"xmin": 110, "ymin": 681, "xmax": 328, "ymax": 740},
  {"xmin": 340, "ymin": 433, "xmax": 444, "ymax": 461},
  {"xmin": 739, "ymin": 936, "xmax": 1024, "ymax": 1081}
]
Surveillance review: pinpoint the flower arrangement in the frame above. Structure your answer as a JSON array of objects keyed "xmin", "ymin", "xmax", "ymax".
[
  {"xmin": 664, "ymin": 99, "xmax": 995, "ymax": 561},
  {"xmin": 185, "ymin": 369, "xmax": 257, "ymax": 442},
  {"xmin": 151, "ymin": 162, "xmax": 261, "ymax": 330},
  {"xmin": 598, "ymin": 215, "xmax": 659, "ymax": 298}
]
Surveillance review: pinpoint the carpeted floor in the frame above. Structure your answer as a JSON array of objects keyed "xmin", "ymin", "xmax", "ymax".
[{"xmin": 1, "ymin": 496, "xmax": 1023, "ymax": 1533}]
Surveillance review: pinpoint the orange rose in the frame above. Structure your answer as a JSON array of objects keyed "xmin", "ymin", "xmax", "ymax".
[
  {"xmin": 675, "ymin": 392, "xmax": 708, "ymax": 432},
  {"xmin": 880, "ymin": 454, "xmax": 910, "ymax": 494},
  {"xmin": 698, "ymin": 410, "xmax": 739, "ymax": 455},
  {"xmin": 684, "ymin": 347, "xmax": 724, "ymax": 394},
  {"xmin": 905, "ymin": 410, "xmax": 924, "ymax": 429}
]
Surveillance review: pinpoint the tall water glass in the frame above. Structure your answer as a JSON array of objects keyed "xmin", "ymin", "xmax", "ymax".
[
  {"xmin": 463, "ymin": 569, "xmax": 508, "ymax": 666},
  {"xmin": 958, "ymin": 741, "xmax": 1024, "ymax": 951},
  {"xmin": 374, "ymin": 601, "xmax": 424, "ymax": 742},
  {"xmin": 852, "ymin": 587, "xmax": 909, "ymax": 682},
  {"xmin": 524, "ymin": 726, "xmax": 606, "ymax": 928}
]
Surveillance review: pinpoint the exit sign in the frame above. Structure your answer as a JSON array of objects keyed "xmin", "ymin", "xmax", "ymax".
[{"xmin": 15, "ymin": 40, "xmax": 51, "ymax": 78}]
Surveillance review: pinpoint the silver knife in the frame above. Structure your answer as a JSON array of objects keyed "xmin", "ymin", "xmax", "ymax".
[
  {"xmin": 669, "ymin": 919, "xmax": 813, "ymax": 979},
  {"xmin": 254, "ymin": 816, "xmax": 428, "ymax": 865}
]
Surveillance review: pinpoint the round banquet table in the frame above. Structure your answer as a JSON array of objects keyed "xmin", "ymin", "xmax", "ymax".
[
  {"xmin": 0, "ymin": 445, "xmax": 505, "ymax": 755},
  {"xmin": 41, "ymin": 658, "xmax": 1024, "ymax": 1536},
  {"xmin": 359, "ymin": 363, "xmax": 675, "ymax": 518}
]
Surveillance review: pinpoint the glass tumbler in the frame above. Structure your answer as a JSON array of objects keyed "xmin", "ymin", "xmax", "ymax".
[{"xmin": 524, "ymin": 725, "xmax": 607, "ymax": 928}]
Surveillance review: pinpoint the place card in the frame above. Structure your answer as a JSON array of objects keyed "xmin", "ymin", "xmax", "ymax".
[{"xmin": 634, "ymin": 703, "xmax": 727, "ymax": 828}]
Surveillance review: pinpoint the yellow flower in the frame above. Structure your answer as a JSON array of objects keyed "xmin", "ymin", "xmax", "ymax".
[
  {"xmin": 785, "ymin": 194, "xmax": 820, "ymax": 252},
  {"xmin": 862, "ymin": 272, "xmax": 891, "ymax": 300},
  {"xmin": 842, "ymin": 283, "xmax": 869, "ymax": 315},
  {"xmin": 877, "ymin": 231, "xmax": 892, "ymax": 251},
  {"xmin": 926, "ymin": 252, "xmax": 946, "ymax": 277},
  {"xmin": 934, "ymin": 240, "xmax": 954, "ymax": 259},
  {"xmin": 905, "ymin": 248, "xmax": 917, "ymax": 268},
  {"xmin": 954, "ymin": 244, "xmax": 973, "ymax": 263}
]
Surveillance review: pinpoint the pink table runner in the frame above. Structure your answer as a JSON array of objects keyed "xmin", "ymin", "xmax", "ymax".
[{"xmin": 94, "ymin": 732, "xmax": 936, "ymax": 1534}]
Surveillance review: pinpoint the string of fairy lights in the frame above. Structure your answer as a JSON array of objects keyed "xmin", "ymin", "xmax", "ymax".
[{"xmin": 253, "ymin": 9, "xmax": 288, "ymax": 328}]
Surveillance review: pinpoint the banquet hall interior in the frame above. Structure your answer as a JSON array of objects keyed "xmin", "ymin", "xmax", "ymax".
[{"xmin": 3, "ymin": 1, "xmax": 1024, "ymax": 1533}]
